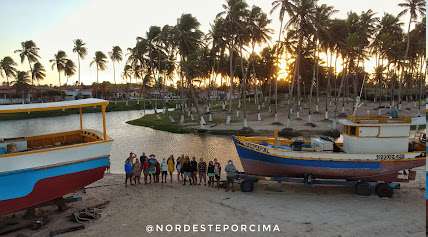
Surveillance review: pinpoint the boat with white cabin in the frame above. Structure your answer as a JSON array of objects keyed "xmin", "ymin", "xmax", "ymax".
[
  {"xmin": 0, "ymin": 99, "xmax": 113, "ymax": 215},
  {"xmin": 233, "ymin": 115, "xmax": 425, "ymax": 196}
]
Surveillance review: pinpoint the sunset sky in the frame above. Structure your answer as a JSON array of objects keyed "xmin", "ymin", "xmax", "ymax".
[{"xmin": 0, "ymin": 0, "xmax": 407, "ymax": 86}]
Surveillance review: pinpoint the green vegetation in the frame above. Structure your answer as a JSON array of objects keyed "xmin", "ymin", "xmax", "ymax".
[{"xmin": 127, "ymin": 111, "xmax": 192, "ymax": 134}]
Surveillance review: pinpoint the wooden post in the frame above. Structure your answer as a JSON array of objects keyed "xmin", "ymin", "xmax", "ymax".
[
  {"xmin": 101, "ymin": 105, "xmax": 107, "ymax": 140},
  {"xmin": 274, "ymin": 128, "xmax": 279, "ymax": 145},
  {"xmin": 79, "ymin": 108, "xmax": 83, "ymax": 130}
]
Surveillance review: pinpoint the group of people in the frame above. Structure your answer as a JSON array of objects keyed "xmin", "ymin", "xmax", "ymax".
[{"xmin": 124, "ymin": 153, "xmax": 238, "ymax": 191}]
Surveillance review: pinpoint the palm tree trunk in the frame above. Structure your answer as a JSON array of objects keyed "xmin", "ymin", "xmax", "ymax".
[
  {"xmin": 240, "ymin": 45, "xmax": 248, "ymax": 128},
  {"xmin": 58, "ymin": 71, "xmax": 61, "ymax": 88},
  {"xmin": 78, "ymin": 55, "xmax": 81, "ymax": 85},
  {"xmin": 113, "ymin": 61, "xmax": 117, "ymax": 85}
]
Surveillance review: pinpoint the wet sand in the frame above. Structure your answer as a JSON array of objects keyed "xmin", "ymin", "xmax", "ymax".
[{"xmin": 5, "ymin": 173, "xmax": 426, "ymax": 237}]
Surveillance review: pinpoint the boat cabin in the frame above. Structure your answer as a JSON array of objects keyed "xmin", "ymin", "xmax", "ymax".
[
  {"xmin": 339, "ymin": 116, "xmax": 411, "ymax": 154},
  {"xmin": 0, "ymin": 99, "xmax": 110, "ymax": 156}
]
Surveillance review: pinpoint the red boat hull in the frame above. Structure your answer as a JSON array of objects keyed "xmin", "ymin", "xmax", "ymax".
[{"xmin": 0, "ymin": 167, "xmax": 106, "ymax": 216}]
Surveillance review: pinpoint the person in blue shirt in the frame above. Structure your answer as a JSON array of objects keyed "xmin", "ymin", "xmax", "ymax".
[{"xmin": 124, "ymin": 153, "xmax": 134, "ymax": 187}]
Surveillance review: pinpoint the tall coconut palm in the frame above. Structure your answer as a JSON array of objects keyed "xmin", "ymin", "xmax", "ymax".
[
  {"xmin": 72, "ymin": 39, "xmax": 88, "ymax": 85},
  {"xmin": 248, "ymin": 6, "xmax": 272, "ymax": 122},
  {"xmin": 90, "ymin": 51, "xmax": 108, "ymax": 98},
  {"xmin": 14, "ymin": 40, "xmax": 40, "ymax": 85},
  {"xmin": 217, "ymin": 0, "xmax": 249, "ymax": 124},
  {"xmin": 122, "ymin": 64, "xmax": 133, "ymax": 84},
  {"xmin": 13, "ymin": 71, "xmax": 31, "ymax": 101},
  {"xmin": 0, "ymin": 56, "xmax": 17, "ymax": 86},
  {"xmin": 31, "ymin": 62, "xmax": 46, "ymax": 85},
  {"xmin": 109, "ymin": 46, "xmax": 123, "ymax": 85},
  {"xmin": 286, "ymin": 0, "xmax": 317, "ymax": 119},
  {"xmin": 270, "ymin": 0, "xmax": 293, "ymax": 121},
  {"xmin": 397, "ymin": 0, "xmax": 426, "ymax": 107},
  {"xmin": 50, "ymin": 50, "xmax": 68, "ymax": 87},
  {"xmin": 64, "ymin": 59, "xmax": 76, "ymax": 85},
  {"xmin": 175, "ymin": 13, "xmax": 204, "ymax": 123},
  {"xmin": 314, "ymin": 4, "xmax": 337, "ymax": 120}
]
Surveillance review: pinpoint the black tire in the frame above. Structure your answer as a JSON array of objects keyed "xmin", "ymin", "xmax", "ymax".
[
  {"xmin": 240, "ymin": 180, "xmax": 254, "ymax": 192},
  {"xmin": 355, "ymin": 181, "xmax": 371, "ymax": 196},
  {"xmin": 375, "ymin": 183, "xmax": 394, "ymax": 198}
]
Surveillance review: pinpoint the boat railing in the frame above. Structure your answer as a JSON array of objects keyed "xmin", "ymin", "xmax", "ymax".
[
  {"xmin": 0, "ymin": 129, "xmax": 105, "ymax": 156},
  {"xmin": 347, "ymin": 115, "xmax": 411, "ymax": 124}
]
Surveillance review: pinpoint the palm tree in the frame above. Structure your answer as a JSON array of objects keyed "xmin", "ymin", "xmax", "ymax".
[
  {"xmin": 50, "ymin": 50, "xmax": 68, "ymax": 87},
  {"xmin": 13, "ymin": 71, "xmax": 31, "ymax": 101},
  {"xmin": 109, "ymin": 46, "xmax": 123, "ymax": 85},
  {"xmin": 72, "ymin": 39, "xmax": 88, "ymax": 85},
  {"xmin": 398, "ymin": 0, "xmax": 426, "ymax": 107},
  {"xmin": 14, "ymin": 40, "xmax": 40, "ymax": 85},
  {"xmin": 31, "ymin": 62, "xmax": 46, "ymax": 85},
  {"xmin": 286, "ymin": 0, "xmax": 317, "ymax": 119},
  {"xmin": 64, "ymin": 59, "xmax": 76, "ymax": 85},
  {"xmin": 247, "ymin": 6, "xmax": 272, "ymax": 122},
  {"xmin": 270, "ymin": 0, "xmax": 293, "ymax": 121},
  {"xmin": 217, "ymin": 0, "xmax": 249, "ymax": 124},
  {"xmin": 0, "ymin": 56, "xmax": 17, "ymax": 86},
  {"xmin": 90, "ymin": 51, "xmax": 108, "ymax": 98},
  {"xmin": 175, "ymin": 13, "xmax": 204, "ymax": 123},
  {"xmin": 314, "ymin": 4, "xmax": 337, "ymax": 120},
  {"xmin": 122, "ymin": 64, "xmax": 133, "ymax": 84}
]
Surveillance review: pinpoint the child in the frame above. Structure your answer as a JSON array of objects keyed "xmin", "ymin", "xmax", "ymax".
[
  {"xmin": 207, "ymin": 160, "xmax": 215, "ymax": 187},
  {"xmin": 161, "ymin": 158, "xmax": 168, "ymax": 183}
]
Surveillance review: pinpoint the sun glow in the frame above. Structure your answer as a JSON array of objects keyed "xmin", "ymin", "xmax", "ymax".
[{"xmin": 277, "ymin": 54, "xmax": 290, "ymax": 83}]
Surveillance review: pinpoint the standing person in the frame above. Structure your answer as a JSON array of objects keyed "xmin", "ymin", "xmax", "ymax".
[
  {"xmin": 142, "ymin": 157, "xmax": 150, "ymax": 184},
  {"xmin": 198, "ymin": 158, "xmax": 207, "ymax": 185},
  {"xmin": 124, "ymin": 156, "xmax": 133, "ymax": 187},
  {"xmin": 140, "ymin": 152, "xmax": 147, "ymax": 165},
  {"xmin": 132, "ymin": 158, "xmax": 142, "ymax": 185},
  {"xmin": 167, "ymin": 155, "xmax": 175, "ymax": 183},
  {"xmin": 155, "ymin": 159, "xmax": 161, "ymax": 183},
  {"xmin": 207, "ymin": 161, "xmax": 215, "ymax": 187},
  {"xmin": 176, "ymin": 156, "xmax": 182, "ymax": 182},
  {"xmin": 148, "ymin": 154, "xmax": 157, "ymax": 183},
  {"xmin": 182, "ymin": 157, "xmax": 192, "ymax": 185},
  {"xmin": 224, "ymin": 160, "xmax": 237, "ymax": 192},
  {"xmin": 161, "ymin": 158, "xmax": 168, "ymax": 183},
  {"xmin": 214, "ymin": 158, "xmax": 221, "ymax": 189},
  {"xmin": 190, "ymin": 157, "xmax": 198, "ymax": 185}
]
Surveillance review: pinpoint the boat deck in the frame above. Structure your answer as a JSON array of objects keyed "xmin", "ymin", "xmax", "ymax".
[{"xmin": 0, "ymin": 130, "xmax": 104, "ymax": 156}]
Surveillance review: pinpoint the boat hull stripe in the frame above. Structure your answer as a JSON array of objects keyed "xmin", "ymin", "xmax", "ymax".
[
  {"xmin": 0, "ymin": 166, "xmax": 107, "ymax": 215},
  {"xmin": 235, "ymin": 143, "xmax": 380, "ymax": 169},
  {"xmin": 0, "ymin": 157, "xmax": 110, "ymax": 201}
]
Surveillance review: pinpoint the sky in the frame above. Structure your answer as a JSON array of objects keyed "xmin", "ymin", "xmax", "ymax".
[{"xmin": 0, "ymin": 0, "xmax": 407, "ymax": 86}]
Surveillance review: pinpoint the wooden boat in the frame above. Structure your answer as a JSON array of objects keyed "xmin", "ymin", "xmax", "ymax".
[
  {"xmin": 0, "ymin": 99, "xmax": 112, "ymax": 216},
  {"xmin": 233, "ymin": 115, "xmax": 425, "ymax": 186}
]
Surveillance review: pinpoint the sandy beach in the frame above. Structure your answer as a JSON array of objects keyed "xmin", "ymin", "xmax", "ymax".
[{"xmin": 5, "ymin": 172, "xmax": 425, "ymax": 237}]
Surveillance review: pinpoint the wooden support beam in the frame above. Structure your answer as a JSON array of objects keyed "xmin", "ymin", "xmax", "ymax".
[
  {"xmin": 79, "ymin": 108, "xmax": 83, "ymax": 130},
  {"xmin": 101, "ymin": 105, "xmax": 107, "ymax": 140}
]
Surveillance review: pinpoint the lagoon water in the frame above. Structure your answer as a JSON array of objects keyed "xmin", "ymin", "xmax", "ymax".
[{"xmin": 0, "ymin": 110, "xmax": 241, "ymax": 174}]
